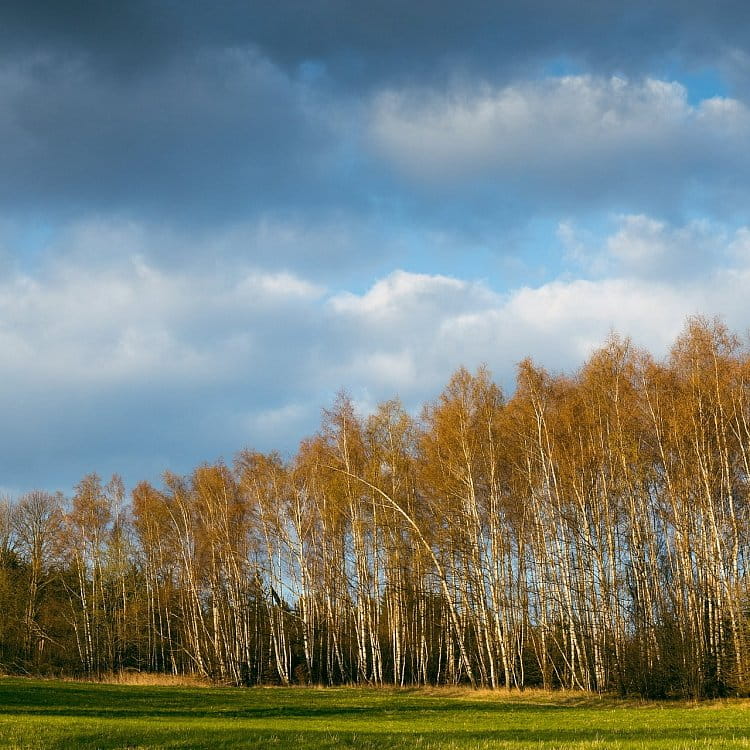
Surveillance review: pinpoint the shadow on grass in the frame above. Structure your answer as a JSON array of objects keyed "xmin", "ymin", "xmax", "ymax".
[
  {"xmin": 10, "ymin": 726, "xmax": 750, "ymax": 750},
  {"xmin": 0, "ymin": 681, "xmax": 576, "ymax": 721}
]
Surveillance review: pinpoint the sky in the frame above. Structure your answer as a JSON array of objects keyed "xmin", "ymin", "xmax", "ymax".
[{"xmin": 3, "ymin": 1, "xmax": 750, "ymax": 495}]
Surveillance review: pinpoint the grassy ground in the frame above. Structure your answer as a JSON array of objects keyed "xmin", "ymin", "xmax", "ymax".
[{"xmin": 0, "ymin": 678, "xmax": 749, "ymax": 749}]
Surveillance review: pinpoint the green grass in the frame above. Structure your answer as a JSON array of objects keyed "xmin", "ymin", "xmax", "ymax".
[{"xmin": 0, "ymin": 678, "xmax": 749, "ymax": 749}]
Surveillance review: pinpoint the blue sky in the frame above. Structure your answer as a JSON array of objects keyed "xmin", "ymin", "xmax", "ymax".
[{"xmin": 2, "ymin": 1, "xmax": 750, "ymax": 494}]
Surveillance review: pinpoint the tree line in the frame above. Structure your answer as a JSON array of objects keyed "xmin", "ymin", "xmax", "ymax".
[{"xmin": 2, "ymin": 317, "xmax": 750, "ymax": 697}]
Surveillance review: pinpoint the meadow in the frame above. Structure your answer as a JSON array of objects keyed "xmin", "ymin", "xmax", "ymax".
[{"xmin": 0, "ymin": 678, "xmax": 749, "ymax": 749}]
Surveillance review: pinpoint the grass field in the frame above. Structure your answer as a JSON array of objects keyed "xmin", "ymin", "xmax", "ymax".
[{"xmin": 0, "ymin": 678, "xmax": 749, "ymax": 749}]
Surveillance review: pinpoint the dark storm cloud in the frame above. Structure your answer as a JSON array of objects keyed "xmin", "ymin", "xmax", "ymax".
[
  {"xmin": 3, "ymin": 1, "xmax": 750, "ymax": 87},
  {"xmin": 1, "ymin": 1, "xmax": 748, "ymax": 230},
  {"xmin": 0, "ymin": 48, "xmax": 349, "ymax": 223}
]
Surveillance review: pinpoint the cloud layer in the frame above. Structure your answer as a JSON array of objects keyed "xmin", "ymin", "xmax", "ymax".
[
  {"xmin": 371, "ymin": 76, "xmax": 750, "ymax": 217},
  {"xmin": 1, "ymin": 3, "xmax": 749, "ymax": 493},
  {"xmin": 3, "ymin": 215, "xmax": 750, "ymax": 492}
]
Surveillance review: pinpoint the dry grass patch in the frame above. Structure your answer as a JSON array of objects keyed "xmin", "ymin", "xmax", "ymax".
[{"xmin": 63, "ymin": 670, "xmax": 214, "ymax": 687}]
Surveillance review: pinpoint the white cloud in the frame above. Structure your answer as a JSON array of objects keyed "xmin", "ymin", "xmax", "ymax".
[
  {"xmin": 0, "ymin": 254, "xmax": 324, "ymax": 386},
  {"xmin": 321, "ymin": 219, "xmax": 750, "ymax": 399},
  {"xmin": 3, "ymin": 214, "xmax": 750, "ymax": 490},
  {"xmin": 327, "ymin": 273, "xmax": 689, "ymax": 395},
  {"xmin": 559, "ymin": 214, "xmax": 736, "ymax": 281},
  {"xmin": 4, "ymin": 218, "xmax": 749, "ymax": 401},
  {"xmin": 330, "ymin": 269, "xmax": 495, "ymax": 320},
  {"xmin": 240, "ymin": 402, "xmax": 313, "ymax": 447},
  {"xmin": 728, "ymin": 227, "xmax": 750, "ymax": 264},
  {"xmin": 370, "ymin": 75, "xmax": 750, "ymax": 186}
]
